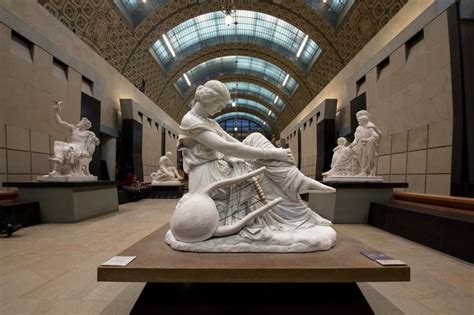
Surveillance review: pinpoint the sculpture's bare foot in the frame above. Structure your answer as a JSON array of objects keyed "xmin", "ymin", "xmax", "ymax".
[
  {"xmin": 48, "ymin": 170, "xmax": 60, "ymax": 176},
  {"xmin": 299, "ymin": 178, "xmax": 336, "ymax": 194}
]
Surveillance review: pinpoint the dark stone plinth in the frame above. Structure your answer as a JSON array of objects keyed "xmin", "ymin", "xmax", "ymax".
[
  {"xmin": 2, "ymin": 181, "xmax": 118, "ymax": 223},
  {"xmin": 149, "ymin": 184, "xmax": 184, "ymax": 199},
  {"xmin": 308, "ymin": 182, "xmax": 409, "ymax": 223},
  {"xmin": 3, "ymin": 181, "xmax": 118, "ymax": 189}
]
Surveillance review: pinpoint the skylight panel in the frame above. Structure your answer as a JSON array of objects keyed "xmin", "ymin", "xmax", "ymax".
[{"xmin": 150, "ymin": 10, "xmax": 322, "ymax": 71}]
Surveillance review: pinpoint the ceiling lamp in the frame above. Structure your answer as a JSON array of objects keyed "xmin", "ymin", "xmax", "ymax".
[
  {"xmin": 222, "ymin": 1, "xmax": 237, "ymax": 26},
  {"xmin": 232, "ymin": 100, "xmax": 236, "ymax": 107}
]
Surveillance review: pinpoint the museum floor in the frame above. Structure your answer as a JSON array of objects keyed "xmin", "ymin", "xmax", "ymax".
[{"xmin": 0, "ymin": 199, "xmax": 472, "ymax": 314}]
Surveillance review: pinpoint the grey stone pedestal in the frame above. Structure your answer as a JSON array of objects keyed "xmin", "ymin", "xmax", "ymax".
[
  {"xmin": 3, "ymin": 181, "xmax": 118, "ymax": 223},
  {"xmin": 308, "ymin": 182, "xmax": 408, "ymax": 223}
]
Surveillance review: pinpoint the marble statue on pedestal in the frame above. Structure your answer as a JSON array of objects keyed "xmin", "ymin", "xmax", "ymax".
[
  {"xmin": 322, "ymin": 110, "xmax": 383, "ymax": 182},
  {"xmin": 165, "ymin": 80, "xmax": 337, "ymax": 252},
  {"xmin": 38, "ymin": 101, "xmax": 100, "ymax": 182},
  {"xmin": 150, "ymin": 152, "xmax": 183, "ymax": 185}
]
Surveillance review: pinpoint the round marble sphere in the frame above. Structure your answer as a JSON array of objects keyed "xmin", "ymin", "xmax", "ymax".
[{"xmin": 170, "ymin": 193, "xmax": 219, "ymax": 243}]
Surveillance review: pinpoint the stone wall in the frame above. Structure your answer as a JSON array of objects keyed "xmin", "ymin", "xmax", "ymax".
[
  {"xmin": 0, "ymin": 2, "xmax": 180, "ymax": 185},
  {"xmin": 282, "ymin": 2, "xmax": 455, "ymax": 195}
]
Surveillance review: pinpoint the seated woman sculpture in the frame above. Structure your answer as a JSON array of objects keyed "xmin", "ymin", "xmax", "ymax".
[
  {"xmin": 322, "ymin": 137, "xmax": 358, "ymax": 177},
  {"xmin": 151, "ymin": 152, "xmax": 183, "ymax": 182},
  {"xmin": 165, "ymin": 80, "xmax": 337, "ymax": 252}
]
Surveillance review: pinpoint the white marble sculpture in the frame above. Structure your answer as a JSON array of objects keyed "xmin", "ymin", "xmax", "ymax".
[
  {"xmin": 322, "ymin": 110, "xmax": 383, "ymax": 182},
  {"xmin": 165, "ymin": 80, "xmax": 337, "ymax": 253},
  {"xmin": 150, "ymin": 152, "xmax": 183, "ymax": 186},
  {"xmin": 38, "ymin": 101, "xmax": 100, "ymax": 182}
]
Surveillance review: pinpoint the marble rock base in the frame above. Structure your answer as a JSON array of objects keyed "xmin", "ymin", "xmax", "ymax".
[
  {"xmin": 323, "ymin": 176, "xmax": 384, "ymax": 183},
  {"xmin": 165, "ymin": 226, "xmax": 337, "ymax": 253},
  {"xmin": 151, "ymin": 180, "xmax": 182, "ymax": 186},
  {"xmin": 37, "ymin": 175, "xmax": 98, "ymax": 182}
]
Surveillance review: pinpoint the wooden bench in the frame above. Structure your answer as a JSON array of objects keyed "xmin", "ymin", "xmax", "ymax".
[
  {"xmin": 369, "ymin": 192, "xmax": 474, "ymax": 263},
  {"xmin": 0, "ymin": 190, "xmax": 17, "ymax": 202}
]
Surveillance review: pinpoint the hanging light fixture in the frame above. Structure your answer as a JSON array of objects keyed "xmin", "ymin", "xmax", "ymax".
[{"xmin": 222, "ymin": 0, "xmax": 237, "ymax": 26}]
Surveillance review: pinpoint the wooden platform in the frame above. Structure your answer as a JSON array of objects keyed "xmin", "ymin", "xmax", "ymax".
[{"xmin": 98, "ymin": 224, "xmax": 410, "ymax": 283}]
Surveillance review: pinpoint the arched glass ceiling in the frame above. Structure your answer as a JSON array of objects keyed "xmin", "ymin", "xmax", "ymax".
[
  {"xmin": 114, "ymin": 0, "xmax": 168, "ymax": 27},
  {"xmin": 226, "ymin": 98, "xmax": 277, "ymax": 121},
  {"xmin": 303, "ymin": 0, "xmax": 353, "ymax": 27},
  {"xmin": 175, "ymin": 56, "xmax": 298, "ymax": 98},
  {"xmin": 215, "ymin": 113, "xmax": 270, "ymax": 132},
  {"xmin": 151, "ymin": 10, "xmax": 322, "ymax": 71},
  {"xmin": 226, "ymin": 82, "xmax": 286, "ymax": 111}
]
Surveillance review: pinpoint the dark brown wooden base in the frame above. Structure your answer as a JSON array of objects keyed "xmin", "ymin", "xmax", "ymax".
[
  {"xmin": 369, "ymin": 201, "xmax": 474, "ymax": 262},
  {"xmin": 131, "ymin": 282, "xmax": 373, "ymax": 315},
  {"xmin": 149, "ymin": 185, "xmax": 184, "ymax": 199}
]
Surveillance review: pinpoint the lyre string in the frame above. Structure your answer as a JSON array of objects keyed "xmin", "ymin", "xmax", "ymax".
[{"xmin": 219, "ymin": 198, "xmax": 264, "ymax": 222}]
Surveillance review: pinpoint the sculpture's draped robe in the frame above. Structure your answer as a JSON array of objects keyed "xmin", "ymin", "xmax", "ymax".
[
  {"xmin": 352, "ymin": 122, "xmax": 382, "ymax": 176},
  {"xmin": 178, "ymin": 118, "xmax": 330, "ymax": 242}
]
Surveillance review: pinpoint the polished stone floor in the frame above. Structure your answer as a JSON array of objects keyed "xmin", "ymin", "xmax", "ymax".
[{"xmin": 0, "ymin": 199, "xmax": 472, "ymax": 314}]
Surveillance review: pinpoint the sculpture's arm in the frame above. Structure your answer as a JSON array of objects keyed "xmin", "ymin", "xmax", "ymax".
[
  {"xmin": 193, "ymin": 130, "xmax": 294, "ymax": 163},
  {"xmin": 53, "ymin": 109, "xmax": 75, "ymax": 131}
]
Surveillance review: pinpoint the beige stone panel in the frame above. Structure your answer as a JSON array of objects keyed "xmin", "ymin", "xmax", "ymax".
[
  {"xmin": 428, "ymin": 119, "xmax": 452, "ymax": 148},
  {"xmin": 51, "ymin": 73, "xmax": 68, "ymax": 105},
  {"xmin": 378, "ymin": 134, "xmax": 392, "ymax": 155},
  {"xmin": 0, "ymin": 24, "xmax": 10, "ymax": 53},
  {"xmin": 32, "ymin": 47, "xmax": 52, "ymax": 94},
  {"xmin": 390, "ymin": 153, "xmax": 407, "ymax": 175},
  {"xmin": 30, "ymin": 131, "xmax": 50, "ymax": 153},
  {"xmin": 29, "ymin": 87, "xmax": 54, "ymax": 134},
  {"xmin": 391, "ymin": 130, "xmax": 408, "ymax": 153},
  {"xmin": 31, "ymin": 152, "xmax": 51, "ymax": 174},
  {"xmin": 428, "ymin": 81, "xmax": 453, "ymax": 123},
  {"xmin": 406, "ymin": 174, "xmax": 426, "ymax": 193},
  {"xmin": 7, "ymin": 46, "xmax": 33, "ymax": 84},
  {"xmin": 390, "ymin": 174, "xmax": 406, "ymax": 191},
  {"xmin": 390, "ymin": 45, "xmax": 406, "ymax": 73},
  {"xmin": 407, "ymin": 150, "xmax": 427, "ymax": 174},
  {"xmin": 376, "ymin": 155, "xmax": 391, "ymax": 175},
  {"xmin": 0, "ymin": 149, "xmax": 6, "ymax": 173},
  {"xmin": 3, "ymin": 77, "xmax": 32, "ymax": 128},
  {"xmin": 0, "ymin": 123, "xmax": 5, "ymax": 148},
  {"xmin": 426, "ymin": 174, "xmax": 451, "ymax": 195},
  {"xmin": 427, "ymin": 146, "xmax": 452, "ymax": 174},
  {"xmin": 6, "ymin": 125, "xmax": 30, "ymax": 151},
  {"xmin": 7, "ymin": 174, "xmax": 32, "ymax": 182},
  {"xmin": 408, "ymin": 125, "xmax": 428, "ymax": 151},
  {"xmin": 7, "ymin": 150, "xmax": 30, "ymax": 174}
]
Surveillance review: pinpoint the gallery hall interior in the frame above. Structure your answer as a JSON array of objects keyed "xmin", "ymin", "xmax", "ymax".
[{"xmin": 0, "ymin": 0, "xmax": 473, "ymax": 314}]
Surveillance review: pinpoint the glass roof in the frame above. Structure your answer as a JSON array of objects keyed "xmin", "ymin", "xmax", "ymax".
[
  {"xmin": 215, "ymin": 113, "xmax": 270, "ymax": 132},
  {"xmin": 114, "ymin": 0, "xmax": 168, "ymax": 27},
  {"xmin": 151, "ymin": 10, "xmax": 321, "ymax": 71},
  {"xmin": 225, "ymin": 82, "xmax": 286, "ymax": 111},
  {"xmin": 303, "ymin": 0, "xmax": 352, "ymax": 27},
  {"xmin": 226, "ymin": 98, "xmax": 277, "ymax": 121},
  {"xmin": 175, "ymin": 56, "xmax": 298, "ymax": 97}
]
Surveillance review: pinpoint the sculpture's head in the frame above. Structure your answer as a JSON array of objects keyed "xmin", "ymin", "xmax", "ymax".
[
  {"xmin": 77, "ymin": 118, "xmax": 92, "ymax": 130},
  {"xmin": 194, "ymin": 80, "xmax": 231, "ymax": 115},
  {"xmin": 337, "ymin": 137, "xmax": 347, "ymax": 146},
  {"xmin": 356, "ymin": 110, "xmax": 370, "ymax": 126},
  {"xmin": 166, "ymin": 151, "xmax": 173, "ymax": 158}
]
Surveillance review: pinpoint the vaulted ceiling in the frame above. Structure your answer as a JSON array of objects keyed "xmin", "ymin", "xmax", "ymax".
[{"xmin": 39, "ymin": 0, "xmax": 408, "ymax": 134}]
